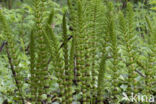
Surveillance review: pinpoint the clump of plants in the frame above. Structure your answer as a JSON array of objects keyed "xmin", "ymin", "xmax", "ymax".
[{"xmin": 0, "ymin": 0, "xmax": 155, "ymax": 104}]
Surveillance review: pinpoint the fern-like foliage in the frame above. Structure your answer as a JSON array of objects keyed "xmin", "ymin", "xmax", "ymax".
[
  {"xmin": 105, "ymin": 2, "xmax": 120, "ymax": 102},
  {"xmin": 62, "ymin": 12, "xmax": 74, "ymax": 104},
  {"xmin": 97, "ymin": 54, "xmax": 106, "ymax": 104},
  {"xmin": 144, "ymin": 16, "xmax": 156, "ymax": 96},
  {"xmin": 87, "ymin": 0, "xmax": 104, "ymax": 103},
  {"xmin": 119, "ymin": 3, "xmax": 139, "ymax": 96},
  {"xmin": 0, "ymin": 9, "xmax": 25, "ymax": 104},
  {"xmin": 1, "ymin": 0, "xmax": 156, "ymax": 104},
  {"xmin": 30, "ymin": 0, "xmax": 51, "ymax": 103},
  {"xmin": 75, "ymin": 1, "xmax": 90, "ymax": 103},
  {"xmin": 150, "ymin": 0, "xmax": 156, "ymax": 10},
  {"xmin": 42, "ymin": 10, "xmax": 70, "ymax": 104}
]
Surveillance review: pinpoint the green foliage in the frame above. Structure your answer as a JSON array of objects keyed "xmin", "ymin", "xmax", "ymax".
[
  {"xmin": 150, "ymin": 0, "xmax": 156, "ymax": 10},
  {"xmin": 0, "ymin": 0, "xmax": 156, "ymax": 104}
]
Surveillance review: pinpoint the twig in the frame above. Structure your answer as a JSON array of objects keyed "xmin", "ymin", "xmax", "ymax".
[
  {"xmin": 0, "ymin": 41, "xmax": 7, "ymax": 53},
  {"xmin": 59, "ymin": 35, "xmax": 72, "ymax": 49},
  {"xmin": 135, "ymin": 69, "xmax": 146, "ymax": 78}
]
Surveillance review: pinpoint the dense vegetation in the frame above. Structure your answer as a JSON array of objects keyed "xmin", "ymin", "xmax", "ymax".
[{"xmin": 0, "ymin": 0, "xmax": 156, "ymax": 104}]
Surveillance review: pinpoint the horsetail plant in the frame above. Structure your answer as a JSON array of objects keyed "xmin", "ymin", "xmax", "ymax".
[
  {"xmin": 30, "ymin": 0, "xmax": 59, "ymax": 103},
  {"xmin": 105, "ymin": 2, "xmax": 120, "ymax": 102},
  {"xmin": 30, "ymin": 0, "xmax": 50, "ymax": 103},
  {"xmin": 143, "ymin": 16, "xmax": 156, "ymax": 96},
  {"xmin": 0, "ymin": 9, "xmax": 25, "ymax": 104},
  {"xmin": 88, "ymin": 0, "xmax": 104, "ymax": 103},
  {"xmin": 0, "ymin": 0, "xmax": 156, "ymax": 104},
  {"xmin": 62, "ymin": 12, "xmax": 73, "ymax": 104},
  {"xmin": 97, "ymin": 54, "xmax": 106, "ymax": 104},
  {"xmin": 42, "ymin": 11, "xmax": 69, "ymax": 103},
  {"xmin": 119, "ymin": 3, "xmax": 139, "ymax": 97},
  {"xmin": 75, "ymin": 1, "xmax": 90, "ymax": 103}
]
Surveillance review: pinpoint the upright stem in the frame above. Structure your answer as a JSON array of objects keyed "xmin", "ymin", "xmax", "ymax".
[{"xmin": 8, "ymin": 0, "xmax": 12, "ymax": 9}]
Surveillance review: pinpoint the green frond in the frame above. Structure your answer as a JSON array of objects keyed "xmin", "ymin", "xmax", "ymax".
[
  {"xmin": 97, "ymin": 55, "xmax": 106, "ymax": 104},
  {"xmin": 1, "ymin": 1, "xmax": 155, "ymax": 104},
  {"xmin": 62, "ymin": 12, "xmax": 73, "ymax": 103},
  {"xmin": 150, "ymin": 0, "xmax": 156, "ymax": 10},
  {"xmin": 30, "ymin": 0, "xmax": 51, "ymax": 103},
  {"xmin": 47, "ymin": 9, "xmax": 54, "ymax": 25},
  {"xmin": 87, "ymin": 0, "xmax": 104, "ymax": 101},
  {"xmin": 144, "ymin": 15, "xmax": 156, "ymax": 95},
  {"xmin": 0, "ymin": 9, "xmax": 25, "ymax": 104},
  {"xmin": 43, "ymin": 18, "xmax": 68, "ymax": 103},
  {"xmin": 62, "ymin": 12, "xmax": 68, "ymax": 73},
  {"xmin": 119, "ymin": 2, "xmax": 139, "ymax": 95},
  {"xmin": 104, "ymin": 2, "xmax": 119, "ymax": 102}
]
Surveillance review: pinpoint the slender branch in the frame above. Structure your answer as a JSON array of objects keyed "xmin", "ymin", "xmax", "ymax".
[
  {"xmin": 0, "ymin": 41, "xmax": 7, "ymax": 52},
  {"xmin": 60, "ymin": 35, "xmax": 72, "ymax": 48},
  {"xmin": 135, "ymin": 69, "xmax": 146, "ymax": 78}
]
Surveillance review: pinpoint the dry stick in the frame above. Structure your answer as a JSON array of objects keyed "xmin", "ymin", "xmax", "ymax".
[
  {"xmin": 60, "ymin": 35, "xmax": 73, "ymax": 49},
  {"xmin": 0, "ymin": 41, "xmax": 7, "ymax": 52},
  {"xmin": 5, "ymin": 44, "xmax": 25, "ymax": 104},
  {"xmin": 135, "ymin": 69, "xmax": 146, "ymax": 78}
]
